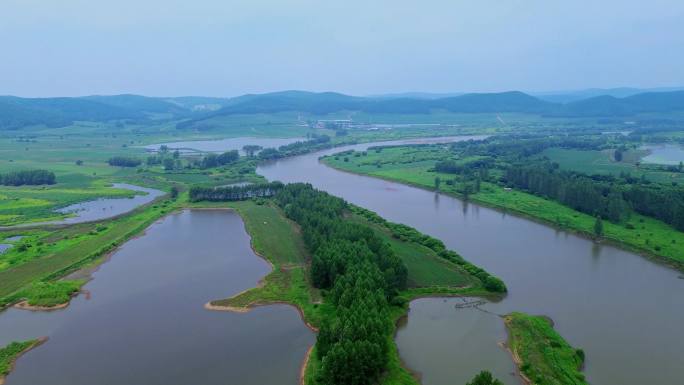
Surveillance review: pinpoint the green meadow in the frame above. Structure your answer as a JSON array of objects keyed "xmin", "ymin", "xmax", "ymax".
[
  {"xmin": 322, "ymin": 146, "xmax": 684, "ymax": 268},
  {"xmin": 505, "ymin": 312, "xmax": 587, "ymax": 385}
]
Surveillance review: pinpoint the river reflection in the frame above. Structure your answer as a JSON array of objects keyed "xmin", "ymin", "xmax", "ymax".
[{"xmin": 0, "ymin": 210, "xmax": 314, "ymax": 385}]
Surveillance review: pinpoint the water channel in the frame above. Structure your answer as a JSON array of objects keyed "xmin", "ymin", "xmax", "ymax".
[{"xmin": 258, "ymin": 136, "xmax": 684, "ymax": 385}]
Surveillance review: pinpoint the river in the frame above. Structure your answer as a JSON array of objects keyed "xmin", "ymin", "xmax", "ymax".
[
  {"xmin": 257, "ymin": 136, "xmax": 684, "ymax": 385},
  {"xmin": 0, "ymin": 210, "xmax": 314, "ymax": 385}
]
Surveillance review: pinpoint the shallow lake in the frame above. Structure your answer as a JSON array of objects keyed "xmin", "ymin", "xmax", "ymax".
[
  {"xmin": 258, "ymin": 136, "xmax": 684, "ymax": 385},
  {"xmin": 641, "ymin": 143, "xmax": 684, "ymax": 165},
  {"xmin": 0, "ymin": 210, "xmax": 314, "ymax": 385},
  {"xmin": 145, "ymin": 136, "xmax": 306, "ymax": 154},
  {"xmin": 46, "ymin": 183, "xmax": 164, "ymax": 226}
]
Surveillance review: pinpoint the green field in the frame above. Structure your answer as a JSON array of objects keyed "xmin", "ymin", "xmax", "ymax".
[
  {"xmin": 323, "ymin": 146, "xmax": 684, "ymax": 268},
  {"xmin": 505, "ymin": 312, "xmax": 586, "ymax": 385},
  {"xmin": 354, "ymin": 216, "xmax": 476, "ymax": 288},
  {"xmin": 542, "ymin": 148, "xmax": 683, "ymax": 184}
]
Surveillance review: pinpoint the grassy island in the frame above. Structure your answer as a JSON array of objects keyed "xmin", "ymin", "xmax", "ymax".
[
  {"xmin": 504, "ymin": 313, "xmax": 586, "ymax": 385},
  {"xmin": 199, "ymin": 184, "xmax": 505, "ymax": 385}
]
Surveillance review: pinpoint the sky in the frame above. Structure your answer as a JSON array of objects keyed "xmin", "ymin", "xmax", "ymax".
[{"xmin": 1, "ymin": 0, "xmax": 683, "ymax": 97}]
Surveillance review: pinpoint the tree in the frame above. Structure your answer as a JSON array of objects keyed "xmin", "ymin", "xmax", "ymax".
[
  {"xmin": 173, "ymin": 149, "xmax": 180, "ymax": 159},
  {"xmin": 163, "ymin": 158, "xmax": 175, "ymax": 171},
  {"xmin": 170, "ymin": 186, "xmax": 179, "ymax": 199},
  {"xmin": 434, "ymin": 176, "xmax": 441, "ymax": 190},
  {"xmin": 614, "ymin": 148, "xmax": 623, "ymax": 162},
  {"xmin": 75, "ymin": 160, "xmax": 83, "ymax": 166},
  {"xmin": 594, "ymin": 216, "xmax": 604, "ymax": 237},
  {"xmin": 0, "ymin": 169, "xmax": 56, "ymax": 186},
  {"xmin": 466, "ymin": 371, "xmax": 503, "ymax": 385},
  {"xmin": 108, "ymin": 157, "xmax": 141, "ymax": 167},
  {"xmin": 243, "ymin": 145, "xmax": 263, "ymax": 157}
]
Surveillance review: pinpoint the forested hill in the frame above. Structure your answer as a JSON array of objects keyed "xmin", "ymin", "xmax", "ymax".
[
  {"xmin": 200, "ymin": 90, "xmax": 684, "ymax": 117},
  {"xmin": 3, "ymin": 90, "xmax": 684, "ymax": 130},
  {"xmin": 0, "ymin": 94, "xmax": 231, "ymax": 130}
]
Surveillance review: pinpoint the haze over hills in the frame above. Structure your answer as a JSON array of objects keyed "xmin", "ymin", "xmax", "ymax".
[
  {"xmin": 532, "ymin": 86, "xmax": 684, "ymax": 103},
  {"xmin": 2, "ymin": 89, "xmax": 684, "ymax": 130}
]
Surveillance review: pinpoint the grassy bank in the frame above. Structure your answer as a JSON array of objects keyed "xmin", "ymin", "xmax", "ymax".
[
  {"xmin": 504, "ymin": 313, "xmax": 586, "ymax": 385},
  {"xmin": 207, "ymin": 200, "xmax": 329, "ymax": 327},
  {"xmin": 0, "ymin": 195, "xmax": 175, "ymax": 309},
  {"xmin": 0, "ymin": 339, "xmax": 43, "ymax": 384},
  {"xmin": 322, "ymin": 148, "xmax": 684, "ymax": 270}
]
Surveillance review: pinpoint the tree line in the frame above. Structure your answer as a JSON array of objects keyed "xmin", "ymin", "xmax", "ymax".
[
  {"xmin": 273, "ymin": 183, "xmax": 406, "ymax": 385},
  {"xmin": 0, "ymin": 169, "xmax": 56, "ymax": 186},
  {"xmin": 257, "ymin": 134, "xmax": 332, "ymax": 160},
  {"xmin": 188, "ymin": 181, "xmax": 284, "ymax": 201},
  {"xmin": 504, "ymin": 163, "xmax": 684, "ymax": 230},
  {"xmin": 107, "ymin": 156, "xmax": 141, "ymax": 167}
]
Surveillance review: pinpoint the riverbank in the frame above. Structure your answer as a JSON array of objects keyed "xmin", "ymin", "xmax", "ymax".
[
  {"xmin": 0, "ymin": 193, "xmax": 175, "ymax": 310},
  {"xmin": 321, "ymin": 153, "xmax": 684, "ymax": 272},
  {"xmin": 202, "ymin": 196, "xmax": 501, "ymax": 385},
  {"xmin": 504, "ymin": 313, "xmax": 586, "ymax": 385},
  {"xmin": 0, "ymin": 338, "xmax": 47, "ymax": 385}
]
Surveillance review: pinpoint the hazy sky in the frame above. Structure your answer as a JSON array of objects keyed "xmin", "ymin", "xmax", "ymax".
[{"xmin": 2, "ymin": 0, "xmax": 683, "ymax": 97}]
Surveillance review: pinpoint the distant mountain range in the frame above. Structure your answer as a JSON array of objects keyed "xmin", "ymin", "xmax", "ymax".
[
  {"xmin": 532, "ymin": 87, "xmax": 684, "ymax": 103},
  {"xmin": 2, "ymin": 88, "xmax": 684, "ymax": 130}
]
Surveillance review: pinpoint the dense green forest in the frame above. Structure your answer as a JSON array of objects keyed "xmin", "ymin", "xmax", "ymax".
[
  {"xmin": 189, "ymin": 181, "xmax": 284, "ymax": 201},
  {"xmin": 504, "ymin": 164, "xmax": 684, "ymax": 230},
  {"xmin": 257, "ymin": 134, "xmax": 332, "ymax": 160},
  {"xmin": 107, "ymin": 156, "xmax": 142, "ymax": 168},
  {"xmin": 0, "ymin": 169, "xmax": 56, "ymax": 186},
  {"xmin": 275, "ymin": 183, "xmax": 406, "ymax": 384}
]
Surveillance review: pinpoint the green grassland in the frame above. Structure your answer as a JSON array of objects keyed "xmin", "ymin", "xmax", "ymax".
[
  {"xmin": 542, "ymin": 148, "xmax": 683, "ymax": 184},
  {"xmin": 14, "ymin": 280, "xmax": 86, "ymax": 307},
  {"xmin": 505, "ymin": 312, "xmax": 586, "ymax": 385},
  {"xmin": 352, "ymin": 216, "xmax": 476, "ymax": 288},
  {"xmin": 322, "ymin": 146, "xmax": 684, "ymax": 269}
]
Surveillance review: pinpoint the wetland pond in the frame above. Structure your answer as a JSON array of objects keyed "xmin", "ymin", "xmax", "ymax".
[
  {"xmin": 640, "ymin": 143, "xmax": 684, "ymax": 165},
  {"xmin": 2, "ymin": 184, "xmax": 165, "ymax": 229},
  {"xmin": 0, "ymin": 209, "xmax": 314, "ymax": 385},
  {"xmin": 51, "ymin": 184, "xmax": 165, "ymax": 225},
  {"xmin": 258, "ymin": 136, "xmax": 684, "ymax": 385}
]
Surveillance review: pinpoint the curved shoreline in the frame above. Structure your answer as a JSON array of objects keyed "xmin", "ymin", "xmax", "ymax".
[
  {"xmin": 0, "ymin": 337, "xmax": 48, "ymax": 385},
  {"xmin": 299, "ymin": 345, "xmax": 314, "ymax": 385},
  {"xmin": 13, "ymin": 300, "xmax": 70, "ymax": 311}
]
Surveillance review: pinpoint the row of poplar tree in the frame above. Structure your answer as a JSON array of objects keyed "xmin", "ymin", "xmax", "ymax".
[{"xmin": 274, "ymin": 183, "xmax": 407, "ymax": 385}]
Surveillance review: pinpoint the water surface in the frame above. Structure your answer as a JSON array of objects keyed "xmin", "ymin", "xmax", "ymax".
[
  {"xmin": 0, "ymin": 210, "xmax": 314, "ymax": 385},
  {"xmin": 258, "ymin": 136, "xmax": 684, "ymax": 385},
  {"xmin": 50, "ymin": 184, "xmax": 164, "ymax": 225},
  {"xmin": 641, "ymin": 144, "xmax": 684, "ymax": 165}
]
